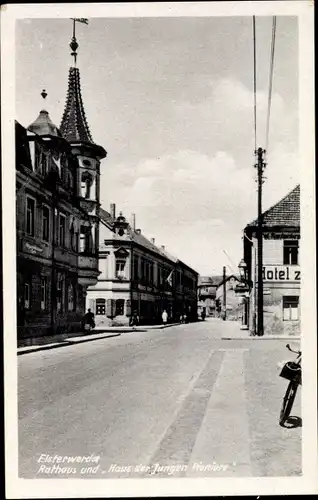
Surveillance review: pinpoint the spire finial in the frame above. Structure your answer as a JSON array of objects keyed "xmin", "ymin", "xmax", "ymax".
[
  {"xmin": 69, "ymin": 18, "xmax": 89, "ymax": 66},
  {"xmin": 41, "ymin": 89, "xmax": 47, "ymax": 100}
]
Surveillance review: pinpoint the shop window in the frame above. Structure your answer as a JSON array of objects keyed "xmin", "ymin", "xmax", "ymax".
[
  {"xmin": 42, "ymin": 206, "xmax": 50, "ymax": 242},
  {"xmin": 26, "ymin": 197, "xmax": 35, "ymax": 236},
  {"xmin": 59, "ymin": 213, "xmax": 66, "ymax": 247},
  {"xmin": 24, "ymin": 282, "xmax": 31, "ymax": 309},
  {"xmin": 115, "ymin": 299, "xmax": 125, "ymax": 316},
  {"xmin": 68, "ymin": 284, "xmax": 75, "ymax": 311},
  {"xmin": 40, "ymin": 277, "xmax": 48, "ymax": 311},
  {"xmin": 96, "ymin": 298, "xmax": 106, "ymax": 315},
  {"xmin": 57, "ymin": 274, "xmax": 65, "ymax": 313},
  {"xmin": 283, "ymin": 240, "xmax": 299, "ymax": 265},
  {"xmin": 283, "ymin": 296, "xmax": 299, "ymax": 321}
]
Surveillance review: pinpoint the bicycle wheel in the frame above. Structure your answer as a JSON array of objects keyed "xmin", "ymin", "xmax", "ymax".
[{"xmin": 279, "ymin": 380, "xmax": 298, "ymax": 426}]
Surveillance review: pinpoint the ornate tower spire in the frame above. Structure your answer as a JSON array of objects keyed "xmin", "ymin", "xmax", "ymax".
[{"xmin": 60, "ymin": 18, "xmax": 100, "ymax": 146}]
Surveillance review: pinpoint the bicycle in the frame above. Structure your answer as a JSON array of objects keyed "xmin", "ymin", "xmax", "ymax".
[{"xmin": 278, "ymin": 343, "xmax": 302, "ymax": 426}]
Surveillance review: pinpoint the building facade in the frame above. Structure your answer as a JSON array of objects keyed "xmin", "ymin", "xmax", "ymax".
[
  {"xmin": 197, "ymin": 276, "xmax": 219, "ymax": 317},
  {"xmin": 215, "ymin": 275, "xmax": 242, "ymax": 321},
  {"xmin": 16, "ymin": 38, "xmax": 106, "ymax": 342},
  {"xmin": 87, "ymin": 205, "xmax": 198, "ymax": 326},
  {"xmin": 243, "ymin": 185, "xmax": 300, "ymax": 336}
]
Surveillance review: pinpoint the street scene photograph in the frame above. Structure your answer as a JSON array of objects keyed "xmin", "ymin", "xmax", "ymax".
[{"xmin": 2, "ymin": 1, "xmax": 316, "ymax": 498}]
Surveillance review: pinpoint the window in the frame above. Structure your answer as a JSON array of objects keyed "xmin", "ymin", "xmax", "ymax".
[
  {"xmin": 115, "ymin": 299, "xmax": 125, "ymax": 316},
  {"xmin": 283, "ymin": 296, "xmax": 299, "ymax": 321},
  {"xmin": 40, "ymin": 277, "xmax": 48, "ymax": 310},
  {"xmin": 26, "ymin": 197, "xmax": 35, "ymax": 236},
  {"xmin": 68, "ymin": 284, "xmax": 75, "ymax": 311},
  {"xmin": 133, "ymin": 256, "xmax": 139, "ymax": 281},
  {"xmin": 79, "ymin": 226, "xmax": 91, "ymax": 254},
  {"xmin": 57, "ymin": 274, "xmax": 65, "ymax": 313},
  {"xmin": 283, "ymin": 240, "xmax": 299, "ymax": 265},
  {"xmin": 116, "ymin": 258, "xmax": 126, "ymax": 279},
  {"xmin": 59, "ymin": 214, "xmax": 66, "ymax": 247},
  {"xmin": 96, "ymin": 298, "xmax": 106, "ymax": 315},
  {"xmin": 81, "ymin": 171, "xmax": 93, "ymax": 199},
  {"xmin": 42, "ymin": 206, "xmax": 50, "ymax": 241},
  {"xmin": 42, "ymin": 153, "xmax": 49, "ymax": 176},
  {"xmin": 24, "ymin": 282, "xmax": 31, "ymax": 309}
]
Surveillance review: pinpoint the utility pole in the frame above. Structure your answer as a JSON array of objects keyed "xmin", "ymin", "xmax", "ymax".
[
  {"xmin": 255, "ymin": 147, "xmax": 266, "ymax": 336},
  {"xmin": 223, "ymin": 265, "xmax": 226, "ymax": 321}
]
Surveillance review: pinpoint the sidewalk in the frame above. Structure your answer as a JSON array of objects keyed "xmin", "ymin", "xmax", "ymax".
[
  {"xmin": 220, "ymin": 319, "xmax": 301, "ymax": 341},
  {"xmin": 17, "ymin": 322, "xmax": 180, "ymax": 355}
]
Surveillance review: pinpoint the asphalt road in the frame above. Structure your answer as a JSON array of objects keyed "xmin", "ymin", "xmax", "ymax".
[{"xmin": 18, "ymin": 319, "xmax": 301, "ymax": 478}]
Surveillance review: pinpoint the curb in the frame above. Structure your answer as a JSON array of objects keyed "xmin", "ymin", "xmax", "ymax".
[
  {"xmin": 17, "ymin": 333, "xmax": 121, "ymax": 356},
  {"xmin": 221, "ymin": 336, "xmax": 301, "ymax": 341},
  {"xmin": 17, "ymin": 323, "xmax": 182, "ymax": 355}
]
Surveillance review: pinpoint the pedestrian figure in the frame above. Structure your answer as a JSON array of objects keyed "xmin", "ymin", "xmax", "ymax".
[
  {"xmin": 84, "ymin": 308, "xmax": 95, "ymax": 331},
  {"xmin": 183, "ymin": 313, "xmax": 187, "ymax": 324},
  {"xmin": 162, "ymin": 310, "xmax": 168, "ymax": 325}
]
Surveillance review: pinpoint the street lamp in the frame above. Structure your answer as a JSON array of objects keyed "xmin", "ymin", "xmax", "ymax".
[{"xmin": 238, "ymin": 258, "xmax": 247, "ymax": 281}]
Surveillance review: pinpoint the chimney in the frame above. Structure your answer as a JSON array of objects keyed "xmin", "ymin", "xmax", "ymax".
[
  {"xmin": 110, "ymin": 203, "xmax": 116, "ymax": 219},
  {"xmin": 151, "ymin": 238, "xmax": 155, "ymax": 245},
  {"xmin": 161, "ymin": 245, "xmax": 165, "ymax": 251},
  {"xmin": 131, "ymin": 213, "xmax": 136, "ymax": 231},
  {"xmin": 136, "ymin": 229, "xmax": 141, "ymax": 235}
]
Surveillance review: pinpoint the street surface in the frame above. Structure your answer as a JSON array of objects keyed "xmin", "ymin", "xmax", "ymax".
[{"xmin": 18, "ymin": 319, "xmax": 301, "ymax": 478}]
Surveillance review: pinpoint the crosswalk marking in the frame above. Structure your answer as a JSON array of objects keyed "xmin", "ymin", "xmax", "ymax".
[{"xmin": 187, "ymin": 349, "xmax": 252, "ymax": 477}]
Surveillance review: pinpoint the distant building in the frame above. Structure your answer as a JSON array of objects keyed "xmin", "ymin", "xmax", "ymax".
[
  {"xmin": 215, "ymin": 275, "xmax": 242, "ymax": 320},
  {"xmin": 243, "ymin": 185, "xmax": 300, "ymax": 335},
  {"xmin": 197, "ymin": 276, "xmax": 222, "ymax": 317},
  {"xmin": 86, "ymin": 205, "xmax": 198, "ymax": 326},
  {"xmin": 16, "ymin": 37, "xmax": 107, "ymax": 342}
]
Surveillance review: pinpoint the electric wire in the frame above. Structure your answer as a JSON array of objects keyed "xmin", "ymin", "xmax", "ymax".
[
  {"xmin": 265, "ymin": 16, "xmax": 277, "ymax": 152},
  {"xmin": 252, "ymin": 16, "xmax": 257, "ymax": 153}
]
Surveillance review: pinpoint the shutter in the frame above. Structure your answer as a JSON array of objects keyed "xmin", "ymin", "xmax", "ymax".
[
  {"xmin": 110, "ymin": 299, "xmax": 116, "ymax": 318},
  {"xmin": 88, "ymin": 299, "xmax": 95, "ymax": 314},
  {"xmin": 126, "ymin": 299, "xmax": 131, "ymax": 317},
  {"xmin": 106, "ymin": 298, "xmax": 116, "ymax": 318},
  {"xmin": 106, "ymin": 299, "xmax": 112, "ymax": 318}
]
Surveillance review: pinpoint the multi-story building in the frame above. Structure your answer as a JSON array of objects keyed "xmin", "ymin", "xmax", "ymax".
[
  {"xmin": 243, "ymin": 185, "xmax": 300, "ymax": 335},
  {"xmin": 197, "ymin": 276, "xmax": 221, "ymax": 317},
  {"xmin": 16, "ymin": 35, "xmax": 107, "ymax": 342},
  {"xmin": 86, "ymin": 204, "xmax": 198, "ymax": 326}
]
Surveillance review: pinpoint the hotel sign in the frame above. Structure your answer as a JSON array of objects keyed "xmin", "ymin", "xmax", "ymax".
[{"xmin": 263, "ymin": 265, "xmax": 300, "ymax": 282}]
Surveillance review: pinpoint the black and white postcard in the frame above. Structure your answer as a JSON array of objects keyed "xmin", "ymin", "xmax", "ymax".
[{"xmin": 1, "ymin": 1, "xmax": 316, "ymax": 498}]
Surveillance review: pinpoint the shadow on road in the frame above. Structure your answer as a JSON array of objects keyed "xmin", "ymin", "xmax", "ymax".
[{"xmin": 280, "ymin": 416, "xmax": 302, "ymax": 428}]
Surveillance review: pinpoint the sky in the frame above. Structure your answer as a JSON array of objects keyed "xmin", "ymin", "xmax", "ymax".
[{"xmin": 15, "ymin": 15, "xmax": 299, "ymax": 276}]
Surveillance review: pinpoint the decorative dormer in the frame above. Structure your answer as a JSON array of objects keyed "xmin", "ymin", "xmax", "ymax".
[{"xmin": 114, "ymin": 212, "xmax": 129, "ymax": 237}]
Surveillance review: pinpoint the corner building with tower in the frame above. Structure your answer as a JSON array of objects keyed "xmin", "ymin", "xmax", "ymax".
[{"xmin": 16, "ymin": 25, "xmax": 107, "ymax": 342}]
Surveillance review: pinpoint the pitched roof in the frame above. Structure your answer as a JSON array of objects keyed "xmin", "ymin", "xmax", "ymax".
[
  {"xmin": 199, "ymin": 275, "xmax": 223, "ymax": 286},
  {"xmin": 60, "ymin": 67, "xmax": 93, "ymax": 144},
  {"xmin": 99, "ymin": 208, "xmax": 197, "ymax": 273},
  {"xmin": 247, "ymin": 185, "xmax": 300, "ymax": 228},
  {"xmin": 216, "ymin": 275, "xmax": 240, "ymax": 288}
]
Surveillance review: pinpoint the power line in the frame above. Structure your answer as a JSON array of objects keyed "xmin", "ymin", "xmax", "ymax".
[
  {"xmin": 265, "ymin": 16, "xmax": 277, "ymax": 152},
  {"xmin": 222, "ymin": 250, "xmax": 237, "ymax": 275},
  {"xmin": 252, "ymin": 16, "xmax": 257, "ymax": 152}
]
